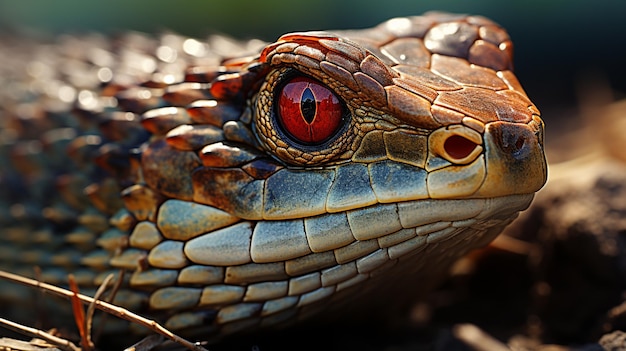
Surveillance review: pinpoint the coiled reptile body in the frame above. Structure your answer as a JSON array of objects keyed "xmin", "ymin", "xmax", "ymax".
[{"xmin": 0, "ymin": 12, "xmax": 547, "ymax": 337}]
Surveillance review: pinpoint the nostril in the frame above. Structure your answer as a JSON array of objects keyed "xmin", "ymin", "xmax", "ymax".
[
  {"xmin": 516, "ymin": 136, "xmax": 525, "ymax": 150},
  {"xmin": 499, "ymin": 127, "xmax": 531, "ymax": 159}
]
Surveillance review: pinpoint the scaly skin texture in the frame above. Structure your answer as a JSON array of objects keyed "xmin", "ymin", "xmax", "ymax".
[{"xmin": 0, "ymin": 12, "xmax": 546, "ymax": 338}]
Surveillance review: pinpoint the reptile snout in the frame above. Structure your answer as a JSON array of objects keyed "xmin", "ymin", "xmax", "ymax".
[
  {"xmin": 475, "ymin": 118, "xmax": 547, "ymax": 197},
  {"xmin": 494, "ymin": 121, "xmax": 536, "ymax": 160}
]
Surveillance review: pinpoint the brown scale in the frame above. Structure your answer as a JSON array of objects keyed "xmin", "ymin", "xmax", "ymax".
[
  {"xmin": 141, "ymin": 107, "xmax": 193, "ymax": 135},
  {"xmin": 187, "ymin": 100, "xmax": 244, "ymax": 126},
  {"xmin": 0, "ymin": 29, "xmax": 249, "ymax": 319}
]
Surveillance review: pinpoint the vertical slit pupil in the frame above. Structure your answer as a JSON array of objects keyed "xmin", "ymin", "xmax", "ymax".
[{"xmin": 300, "ymin": 87, "xmax": 316, "ymax": 124}]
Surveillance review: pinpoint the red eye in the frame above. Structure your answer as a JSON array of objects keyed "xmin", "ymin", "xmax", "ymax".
[{"xmin": 277, "ymin": 76, "xmax": 345, "ymax": 144}]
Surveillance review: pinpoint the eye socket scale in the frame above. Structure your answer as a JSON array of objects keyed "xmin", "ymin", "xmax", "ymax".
[
  {"xmin": 429, "ymin": 125, "xmax": 484, "ymax": 166},
  {"xmin": 444, "ymin": 135, "xmax": 479, "ymax": 160},
  {"xmin": 276, "ymin": 76, "xmax": 346, "ymax": 145}
]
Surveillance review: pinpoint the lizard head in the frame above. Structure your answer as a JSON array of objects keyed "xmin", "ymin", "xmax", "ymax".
[{"xmin": 111, "ymin": 12, "xmax": 547, "ymax": 332}]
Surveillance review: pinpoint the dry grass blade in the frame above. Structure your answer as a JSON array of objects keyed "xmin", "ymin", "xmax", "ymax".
[
  {"xmin": 0, "ymin": 270, "xmax": 209, "ymax": 351},
  {"xmin": 85, "ymin": 272, "xmax": 116, "ymax": 346},
  {"xmin": 0, "ymin": 317, "xmax": 80, "ymax": 351},
  {"xmin": 68, "ymin": 275, "xmax": 92, "ymax": 351},
  {"xmin": 91, "ymin": 270, "xmax": 125, "ymax": 344}
]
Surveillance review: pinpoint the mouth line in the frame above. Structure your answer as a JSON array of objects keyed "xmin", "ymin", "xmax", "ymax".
[
  {"xmin": 396, "ymin": 193, "xmax": 535, "ymax": 229},
  {"xmin": 358, "ymin": 193, "xmax": 535, "ymax": 255}
]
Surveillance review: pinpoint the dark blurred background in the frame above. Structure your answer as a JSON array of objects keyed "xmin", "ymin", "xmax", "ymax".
[{"xmin": 1, "ymin": 0, "xmax": 625, "ymax": 121}]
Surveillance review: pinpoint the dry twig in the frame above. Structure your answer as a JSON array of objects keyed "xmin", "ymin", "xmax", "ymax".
[
  {"xmin": 453, "ymin": 323, "xmax": 510, "ymax": 351},
  {"xmin": 124, "ymin": 334, "xmax": 166, "ymax": 351},
  {"xmin": 0, "ymin": 270, "xmax": 209, "ymax": 351},
  {"xmin": 0, "ymin": 317, "xmax": 80, "ymax": 351}
]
